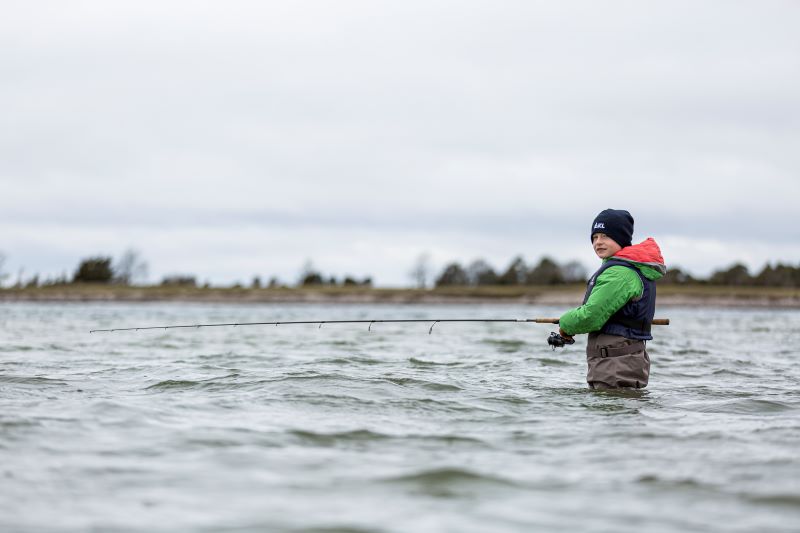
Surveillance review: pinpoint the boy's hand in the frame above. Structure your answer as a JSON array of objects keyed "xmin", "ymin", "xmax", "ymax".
[{"xmin": 558, "ymin": 328, "xmax": 574, "ymax": 342}]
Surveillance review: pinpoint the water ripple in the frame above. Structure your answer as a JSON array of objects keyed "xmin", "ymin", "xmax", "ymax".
[
  {"xmin": 2, "ymin": 302, "xmax": 800, "ymax": 532},
  {"xmin": 695, "ymin": 399, "xmax": 796, "ymax": 414}
]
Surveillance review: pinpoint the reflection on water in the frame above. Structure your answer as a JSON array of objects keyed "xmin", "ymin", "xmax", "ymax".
[{"xmin": 1, "ymin": 303, "xmax": 799, "ymax": 532}]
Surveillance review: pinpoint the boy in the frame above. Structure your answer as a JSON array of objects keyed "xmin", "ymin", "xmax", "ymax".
[{"xmin": 558, "ymin": 209, "xmax": 666, "ymax": 389}]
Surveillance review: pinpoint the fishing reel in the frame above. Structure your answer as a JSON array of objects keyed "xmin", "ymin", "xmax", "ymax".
[{"xmin": 547, "ymin": 331, "xmax": 575, "ymax": 350}]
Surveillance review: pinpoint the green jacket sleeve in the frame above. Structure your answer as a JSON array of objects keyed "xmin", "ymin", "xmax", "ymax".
[{"xmin": 558, "ymin": 266, "xmax": 643, "ymax": 335}]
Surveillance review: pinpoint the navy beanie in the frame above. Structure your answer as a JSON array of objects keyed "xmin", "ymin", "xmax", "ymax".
[{"xmin": 590, "ymin": 209, "xmax": 634, "ymax": 248}]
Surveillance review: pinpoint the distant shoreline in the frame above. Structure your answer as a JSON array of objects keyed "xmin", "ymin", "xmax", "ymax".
[{"xmin": 1, "ymin": 285, "xmax": 799, "ymax": 308}]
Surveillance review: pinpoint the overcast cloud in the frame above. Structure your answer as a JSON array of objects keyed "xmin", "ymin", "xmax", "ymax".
[{"xmin": 1, "ymin": 0, "xmax": 798, "ymax": 285}]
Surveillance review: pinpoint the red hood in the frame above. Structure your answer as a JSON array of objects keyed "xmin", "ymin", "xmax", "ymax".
[{"xmin": 613, "ymin": 238, "xmax": 665, "ymax": 270}]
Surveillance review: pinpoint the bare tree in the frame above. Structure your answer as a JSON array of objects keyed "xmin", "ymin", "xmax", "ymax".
[
  {"xmin": 299, "ymin": 260, "xmax": 324, "ymax": 286},
  {"xmin": 409, "ymin": 252, "xmax": 432, "ymax": 289},
  {"xmin": 114, "ymin": 249, "xmax": 149, "ymax": 285},
  {"xmin": 465, "ymin": 259, "xmax": 498, "ymax": 286},
  {"xmin": 0, "ymin": 252, "xmax": 7, "ymax": 287},
  {"xmin": 561, "ymin": 260, "xmax": 588, "ymax": 283}
]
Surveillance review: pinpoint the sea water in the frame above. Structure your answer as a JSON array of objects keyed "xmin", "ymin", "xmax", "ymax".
[{"xmin": 1, "ymin": 302, "xmax": 799, "ymax": 532}]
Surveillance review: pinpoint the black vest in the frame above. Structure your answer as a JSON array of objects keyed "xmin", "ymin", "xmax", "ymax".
[{"xmin": 583, "ymin": 259, "xmax": 656, "ymax": 341}]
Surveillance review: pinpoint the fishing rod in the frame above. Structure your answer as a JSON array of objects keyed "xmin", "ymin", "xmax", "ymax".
[{"xmin": 90, "ymin": 317, "xmax": 670, "ymax": 335}]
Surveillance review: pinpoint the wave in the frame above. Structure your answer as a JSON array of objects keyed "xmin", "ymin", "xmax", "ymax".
[
  {"xmin": 317, "ymin": 356, "xmax": 383, "ymax": 366},
  {"xmin": 710, "ymin": 369, "xmax": 758, "ymax": 378},
  {"xmin": 0, "ymin": 345, "xmax": 34, "ymax": 352},
  {"xmin": 536, "ymin": 357, "xmax": 572, "ymax": 367},
  {"xmin": 670, "ymin": 349, "xmax": 712, "ymax": 356},
  {"xmin": 744, "ymin": 493, "xmax": 800, "ymax": 506},
  {"xmin": 382, "ymin": 376, "xmax": 462, "ymax": 391},
  {"xmin": 636, "ymin": 474, "xmax": 712, "ymax": 489},
  {"xmin": 145, "ymin": 379, "xmax": 201, "ymax": 390},
  {"xmin": 0, "ymin": 418, "xmax": 42, "ymax": 429},
  {"xmin": 638, "ymin": 476, "xmax": 800, "ymax": 508},
  {"xmin": 696, "ymin": 398, "xmax": 796, "ymax": 414},
  {"xmin": 481, "ymin": 338, "xmax": 528, "ymax": 353},
  {"xmin": 288, "ymin": 429, "xmax": 487, "ymax": 447},
  {"xmin": 0, "ymin": 374, "xmax": 68, "ymax": 386},
  {"xmin": 481, "ymin": 395, "xmax": 531, "ymax": 405},
  {"xmin": 271, "ymin": 372, "xmax": 357, "ymax": 383},
  {"xmin": 383, "ymin": 467, "xmax": 518, "ymax": 489},
  {"xmin": 144, "ymin": 373, "xmax": 243, "ymax": 391},
  {"xmin": 408, "ymin": 357, "xmax": 463, "ymax": 367},
  {"xmin": 289, "ymin": 429, "xmax": 389, "ymax": 445}
]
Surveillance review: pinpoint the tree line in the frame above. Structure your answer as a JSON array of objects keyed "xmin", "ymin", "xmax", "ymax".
[
  {"xmin": 2, "ymin": 249, "xmax": 800, "ymax": 289},
  {"xmin": 433, "ymin": 257, "xmax": 800, "ymax": 288},
  {"xmin": 662, "ymin": 263, "xmax": 800, "ymax": 288},
  {"xmin": 0, "ymin": 251, "xmax": 372, "ymax": 289},
  {"xmin": 433, "ymin": 256, "xmax": 587, "ymax": 287}
]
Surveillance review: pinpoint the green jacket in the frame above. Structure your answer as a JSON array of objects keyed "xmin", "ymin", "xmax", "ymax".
[{"xmin": 559, "ymin": 239, "xmax": 665, "ymax": 335}]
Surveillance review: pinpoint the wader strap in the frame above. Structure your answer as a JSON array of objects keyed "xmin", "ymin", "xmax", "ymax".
[{"xmin": 595, "ymin": 340, "xmax": 646, "ymax": 358}]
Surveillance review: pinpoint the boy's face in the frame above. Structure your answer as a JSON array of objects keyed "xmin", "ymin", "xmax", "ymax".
[{"xmin": 592, "ymin": 233, "xmax": 622, "ymax": 259}]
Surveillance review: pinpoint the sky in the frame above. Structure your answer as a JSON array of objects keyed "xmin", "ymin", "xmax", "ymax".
[{"xmin": 1, "ymin": 0, "xmax": 799, "ymax": 286}]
